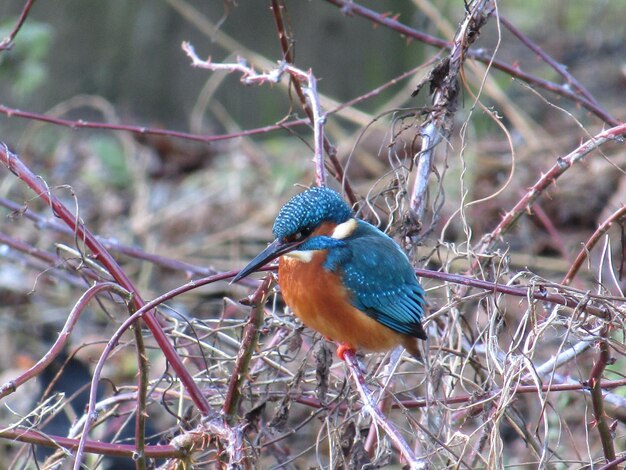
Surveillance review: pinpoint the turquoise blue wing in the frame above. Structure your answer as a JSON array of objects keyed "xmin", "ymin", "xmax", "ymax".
[{"xmin": 326, "ymin": 221, "xmax": 427, "ymax": 339}]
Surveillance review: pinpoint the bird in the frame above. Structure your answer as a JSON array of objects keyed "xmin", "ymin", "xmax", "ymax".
[{"xmin": 232, "ymin": 186, "xmax": 427, "ymax": 359}]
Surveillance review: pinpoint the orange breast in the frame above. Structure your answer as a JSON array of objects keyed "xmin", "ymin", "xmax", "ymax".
[{"xmin": 278, "ymin": 250, "xmax": 406, "ymax": 352}]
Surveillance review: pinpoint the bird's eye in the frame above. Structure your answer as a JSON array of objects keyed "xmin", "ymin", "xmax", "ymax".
[{"xmin": 289, "ymin": 227, "xmax": 312, "ymax": 242}]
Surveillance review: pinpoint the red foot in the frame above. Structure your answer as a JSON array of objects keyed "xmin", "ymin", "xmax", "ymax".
[{"xmin": 336, "ymin": 343, "xmax": 356, "ymax": 361}]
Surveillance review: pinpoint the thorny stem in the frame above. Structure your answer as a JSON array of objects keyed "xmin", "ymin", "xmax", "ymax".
[
  {"xmin": 499, "ymin": 15, "xmax": 602, "ymax": 109},
  {"xmin": 0, "ymin": 196, "xmax": 266, "ymax": 287},
  {"xmin": 413, "ymin": 267, "xmax": 608, "ymax": 319},
  {"xmin": 0, "ymin": 428, "xmax": 180, "ymax": 459},
  {"xmin": 0, "ymin": 61, "xmax": 420, "ymax": 154},
  {"xmin": 0, "ymin": 143, "xmax": 211, "ymax": 417},
  {"xmin": 132, "ymin": 312, "xmax": 148, "ymax": 470},
  {"xmin": 324, "ymin": 0, "xmax": 619, "ymax": 126},
  {"xmin": 1, "ymin": 197, "xmax": 611, "ymax": 321},
  {"xmin": 0, "ymin": 230, "xmax": 100, "ymax": 283},
  {"xmin": 0, "ymin": 103, "xmax": 308, "ymax": 144},
  {"xmin": 184, "ymin": 39, "xmax": 338, "ymax": 196},
  {"xmin": 223, "ymin": 275, "xmax": 273, "ymax": 423},
  {"xmin": 0, "ymin": 193, "xmax": 612, "ymax": 323},
  {"xmin": 73, "ymin": 270, "xmax": 243, "ymax": 469},
  {"xmin": 478, "ymin": 123, "xmax": 626, "ymax": 253},
  {"xmin": 562, "ymin": 205, "xmax": 626, "ymax": 286},
  {"xmin": 269, "ymin": 0, "xmax": 333, "ymax": 187},
  {"xmin": 598, "ymin": 455, "xmax": 626, "ymax": 470},
  {"xmin": 288, "ymin": 373, "xmax": 626, "ymax": 412}
]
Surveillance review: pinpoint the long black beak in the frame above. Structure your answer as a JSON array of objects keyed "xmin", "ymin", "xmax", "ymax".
[{"xmin": 231, "ymin": 238, "xmax": 304, "ymax": 283}]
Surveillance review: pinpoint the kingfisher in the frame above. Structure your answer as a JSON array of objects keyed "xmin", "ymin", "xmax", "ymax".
[{"xmin": 232, "ymin": 187, "xmax": 427, "ymax": 359}]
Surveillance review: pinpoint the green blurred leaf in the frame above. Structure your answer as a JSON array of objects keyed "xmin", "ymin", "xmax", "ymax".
[
  {"xmin": 85, "ymin": 136, "xmax": 132, "ymax": 189},
  {"xmin": 0, "ymin": 19, "xmax": 53, "ymax": 101}
]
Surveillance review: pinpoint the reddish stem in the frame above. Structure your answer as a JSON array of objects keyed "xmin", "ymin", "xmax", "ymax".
[
  {"xmin": 563, "ymin": 205, "xmax": 626, "ymax": 286},
  {"xmin": 223, "ymin": 275, "xmax": 273, "ymax": 421},
  {"xmin": 0, "ymin": 0, "xmax": 37, "ymax": 51},
  {"xmin": 0, "ymin": 282, "xmax": 129, "ymax": 399},
  {"xmin": 0, "ymin": 145, "xmax": 210, "ymax": 413},
  {"xmin": 589, "ymin": 330, "xmax": 616, "ymax": 464},
  {"xmin": 0, "ymin": 427, "xmax": 179, "ymax": 459},
  {"xmin": 479, "ymin": 123, "xmax": 626, "ymax": 254},
  {"xmin": 323, "ymin": 0, "xmax": 620, "ymax": 126}
]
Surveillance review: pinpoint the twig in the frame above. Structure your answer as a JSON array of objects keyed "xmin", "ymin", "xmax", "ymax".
[
  {"xmin": 0, "ymin": 282, "xmax": 129, "ymax": 399},
  {"xmin": 479, "ymin": 123, "xmax": 626, "ymax": 251},
  {"xmin": 364, "ymin": 347, "xmax": 404, "ymax": 457},
  {"xmin": 269, "ymin": 0, "xmax": 358, "ymax": 200},
  {"xmin": 499, "ymin": 15, "xmax": 602, "ymax": 110},
  {"xmin": 323, "ymin": 0, "xmax": 619, "ymax": 126},
  {"xmin": 0, "ymin": 428, "xmax": 180, "ymax": 459},
  {"xmin": 71, "ymin": 269, "xmax": 242, "ymax": 468},
  {"xmin": 410, "ymin": 0, "xmax": 495, "ymax": 223},
  {"xmin": 563, "ymin": 205, "xmax": 626, "ymax": 286},
  {"xmin": 183, "ymin": 40, "xmax": 333, "ymax": 192},
  {"xmin": 342, "ymin": 349, "xmax": 427, "ymax": 469},
  {"xmin": 223, "ymin": 275, "xmax": 273, "ymax": 422},
  {"xmin": 598, "ymin": 455, "xmax": 626, "ymax": 470},
  {"xmin": 132, "ymin": 311, "xmax": 148, "ymax": 470},
  {"xmin": 0, "ymin": 61, "xmax": 418, "ymax": 161},
  {"xmin": 411, "ymin": 122, "xmax": 440, "ymax": 224},
  {"xmin": 0, "ymin": 103, "xmax": 308, "ymax": 143},
  {"xmin": 589, "ymin": 329, "xmax": 616, "ymax": 464},
  {"xmin": 0, "ymin": 0, "xmax": 37, "ymax": 51},
  {"xmin": 529, "ymin": 337, "xmax": 596, "ymax": 380},
  {"xmin": 0, "ymin": 196, "xmax": 263, "ymax": 286},
  {"xmin": 0, "ymin": 143, "xmax": 212, "ymax": 416},
  {"xmin": 0, "ymin": 230, "xmax": 100, "ymax": 283}
]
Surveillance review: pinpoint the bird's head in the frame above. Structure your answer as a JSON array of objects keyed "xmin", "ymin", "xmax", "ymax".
[{"xmin": 232, "ymin": 187, "xmax": 353, "ymax": 282}]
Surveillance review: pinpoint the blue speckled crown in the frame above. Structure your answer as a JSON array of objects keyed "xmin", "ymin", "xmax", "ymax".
[{"xmin": 273, "ymin": 187, "xmax": 352, "ymax": 239}]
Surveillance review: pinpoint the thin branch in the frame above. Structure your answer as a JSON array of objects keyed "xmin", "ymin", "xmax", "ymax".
[
  {"xmin": 0, "ymin": 282, "xmax": 129, "ymax": 400},
  {"xmin": 0, "ymin": 103, "xmax": 306, "ymax": 144},
  {"xmin": 0, "ymin": 143, "xmax": 211, "ymax": 416},
  {"xmin": 183, "ymin": 41, "xmax": 330, "ymax": 189},
  {"xmin": 0, "ymin": 428, "xmax": 180, "ymax": 459},
  {"xmin": 323, "ymin": 0, "xmax": 620, "ymax": 126},
  {"xmin": 223, "ymin": 275, "xmax": 273, "ymax": 421},
  {"xmin": 269, "ymin": 0, "xmax": 356, "ymax": 199},
  {"xmin": 343, "ymin": 349, "xmax": 427, "ymax": 469},
  {"xmin": 0, "ymin": 61, "xmax": 419, "ymax": 153},
  {"xmin": 410, "ymin": 0, "xmax": 494, "ymax": 222},
  {"xmin": 598, "ymin": 455, "xmax": 626, "ymax": 470},
  {"xmin": 132, "ymin": 313, "xmax": 148, "ymax": 470},
  {"xmin": 71, "ymin": 269, "xmax": 240, "ymax": 468},
  {"xmin": 479, "ymin": 123, "xmax": 626, "ymax": 251},
  {"xmin": 589, "ymin": 329, "xmax": 616, "ymax": 464},
  {"xmin": 563, "ymin": 205, "xmax": 626, "ymax": 286},
  {"xmin": 499, "ymin": 15, "xmax": 602, "ymax": 109},
  {"xmin": 0, "ymin": 0, "xmax": 37, "ymax": 51}
]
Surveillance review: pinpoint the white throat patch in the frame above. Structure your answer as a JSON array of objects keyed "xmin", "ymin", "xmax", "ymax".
[
  {"xmin": 331, "ymin": 218, "xmax": 358, "ymax": 240},
  {"xmin": 282, "ymin": 250, "xmax": 314, "ymax": 263}
]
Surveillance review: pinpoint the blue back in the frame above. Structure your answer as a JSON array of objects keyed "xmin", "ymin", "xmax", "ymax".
[
  {"xmin": 324, "ymin": 220, "xmax": 426, "ymax": 338},
  {"xmin": 274, "ymin": 187, "xmax": 426, "ymax": 339}
]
